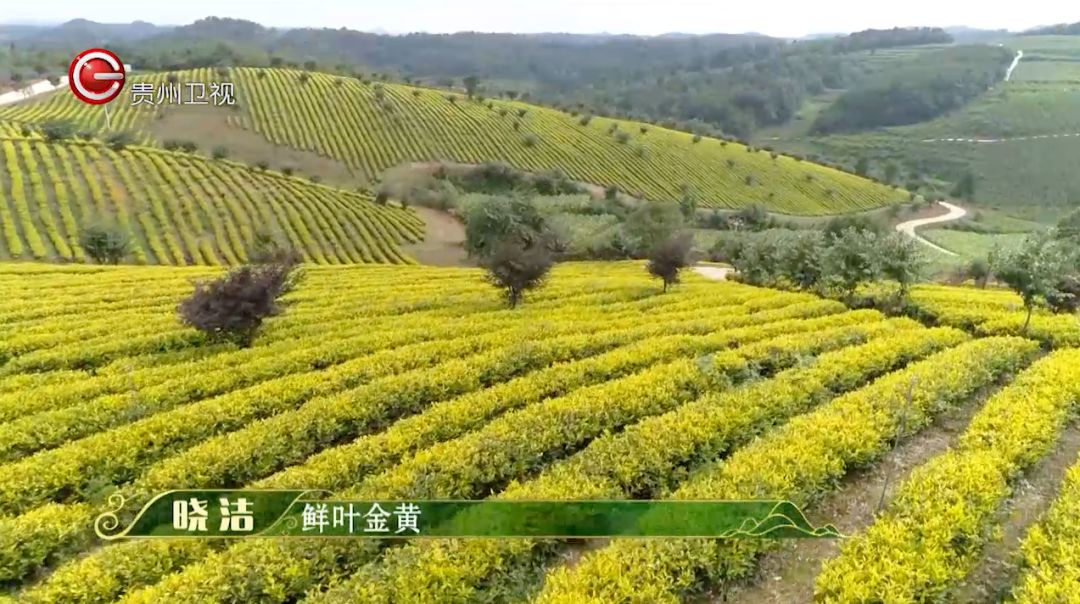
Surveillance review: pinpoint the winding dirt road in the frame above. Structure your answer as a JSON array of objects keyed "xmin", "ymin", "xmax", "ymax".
[
  {"xmin": 1005, "ymin": 50, "xmax": 1024, "ymax": 82},
  {"xmin": 894, "ymin": 201, "xmax": 968, "ymax": 256}
]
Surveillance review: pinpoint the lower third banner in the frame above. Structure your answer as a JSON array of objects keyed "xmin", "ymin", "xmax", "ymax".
[{"xmin": 95, "ymin": 490, "xmax": 842, "ymax": 540}]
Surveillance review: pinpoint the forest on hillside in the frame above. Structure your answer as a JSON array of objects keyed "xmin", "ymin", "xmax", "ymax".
[
  {"xmin": 4, "ymin": 20, "xmax": 951, "ymax": 137},
  {"xmin": 811, "ymin": 45, "xmax": 1013, "ymax": 133}
]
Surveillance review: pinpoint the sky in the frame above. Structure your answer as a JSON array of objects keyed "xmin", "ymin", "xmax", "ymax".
[{"xmin": 3, "ymin": 0, "xmax": 1078, "ymax": 38}]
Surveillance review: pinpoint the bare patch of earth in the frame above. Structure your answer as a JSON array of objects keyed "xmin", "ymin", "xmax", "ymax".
[{"xmin": 403, "ymin": 206, "xmax": 470, "ymax": 266}]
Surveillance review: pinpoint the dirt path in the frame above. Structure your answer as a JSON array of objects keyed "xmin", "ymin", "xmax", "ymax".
[
  {"xmin": 894, "ymin": 201, "xmax": 967, "ymax": 256},
  {"xmin": 722, "ymin": 385, "xmax": 993, "ymax": 604},
  {"xmin": 0, "ymin": 76, "xmax": 69, "ymax": 106},
  {"xmin": 402, "ymin": 207, "xmax": 470, "ymax": 266},
  {"xmin": 1005, "ymin": 50, "xmax": 1024, "ymax": 83},
  {"xmin": 692, "ymin": 265, "xmax": 734, "ymax": 281}
]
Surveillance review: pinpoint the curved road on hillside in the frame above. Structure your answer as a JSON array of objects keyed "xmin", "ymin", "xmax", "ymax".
[
  {"xmin": 1005, "ymin": 50, "xmax": 1024, "ymax": 82},
  {"xmin": 894, "ymin": 201, "xmax": 968, "ymax": 256}
]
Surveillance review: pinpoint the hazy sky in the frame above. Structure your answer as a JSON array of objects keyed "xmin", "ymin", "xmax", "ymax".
[{"xmin": 5, "ymin": 1, "xmax": 1078, "ymax": 37}]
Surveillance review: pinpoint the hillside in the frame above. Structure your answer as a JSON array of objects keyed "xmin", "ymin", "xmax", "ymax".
[
  {"xmin": 0, "ymin": 68, "xmax": 912, "ymax": 215},
  {"xmin": 0, "ymin": 261, "xmax": 1077, "ymax": 603},
  {"xmin": 760, "ymin": 36, "xmax": 1080, "ymax": 217},
  {"xmin": 0, "ymin": 132, "xmax": 423, "ymax": 264}
]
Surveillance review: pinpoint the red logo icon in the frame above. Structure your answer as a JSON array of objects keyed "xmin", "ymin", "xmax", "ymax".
[{"xmin": 68, "ymin": 48, "xmax": 126, "ymax": 105}]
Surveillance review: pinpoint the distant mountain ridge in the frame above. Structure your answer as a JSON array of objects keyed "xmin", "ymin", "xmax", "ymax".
[{"xmin": 1025, "ymin": 22, "xmax": 1080, "ymax": 35}]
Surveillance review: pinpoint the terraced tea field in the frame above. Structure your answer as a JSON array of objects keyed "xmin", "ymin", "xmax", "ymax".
[
  {"xmin": 0, "ymin": 68, "xmax": 909, "ymax": 214},
  {"xmin": 0, "ymin": 134, "xmax": 423, "ymax": 264},
  {"xmin": 1, "ymin": 261, "xmax": 1078, "ymax": 603}
]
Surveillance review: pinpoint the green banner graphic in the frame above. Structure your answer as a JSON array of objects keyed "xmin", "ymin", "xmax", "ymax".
[{"xmin": 95, "ymin": 490, "xmax": 842, "ymax": 540}]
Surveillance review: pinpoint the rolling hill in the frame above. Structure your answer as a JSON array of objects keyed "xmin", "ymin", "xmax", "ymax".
[
  {"xmin": 760, "ymin": 35, "xmax": 1080, "ymax": 219},
  {"xmin": 0, "ymin": 131, "xmax": 424, "ymax": 264},
  {"xmin": 0, "ymin": 67, "xmax": 913, "ymax": 215}
]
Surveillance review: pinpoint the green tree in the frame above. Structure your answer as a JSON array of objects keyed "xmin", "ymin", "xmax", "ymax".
[
  {"xmin": 877, "ymin": 233, "xmax": 927, "ymax": 299},
  {"xmin": 39, "ymin": 119, "xmax": 75, "ymax": 142},
  {"xmin": 854, "ymin": 157, "xmax": 870, "ymax": 177},
  {"xmin": 463, "ymin": 195, "xmax": 548, "ymax": 258},
  {"xmin": 1056, "ymin": 208, "xmax": 1080, "ymax": 242},
  {"xmin": 967, "ymin": 256, "xmax": 992, "ymax": 289},
  {"xmin": 623, "ymin": 201, "xmax": 684, "ymax": 257},
  {"xmin": 821, "ymin": 228, "xmax": 879, "ymax": 301},
  {"xmin": 480, "ymin": 238, "xmax": 553, "ymax": 308},
  {"xmin": 732, "ymin": 234, "xmax": 783, "ymax": 286},
  {"xmin": 104, "ymin": 131, "xmax": 135, "ymax": 151},
  {"xmin": 780, "ymin": 231, "xmax": 825, "ymax": 290},
  {"xmin": 678, "ymin": 184, "xmax": 698, "ymax": 220},
  {"xmin": 884, "ymin": 163, "xmax": 899, "ymax": 184},
  {"xmin": 646, "ymin": 232, "xmax": 693, "ymax": 292},
  {"xmin": 463, "ymin": 75, "xmax": 480, "ymax": 98},
  {"xmin": 994, "ymin": 233, "xmax": 1072, "ymax": 333},
  {"xmin": 79, "ymin": 221, "xmax": 132, "ymax": 265},
  {"xmin": 951, "ymin": 172, "xmax": 976, "ymax": 201}
]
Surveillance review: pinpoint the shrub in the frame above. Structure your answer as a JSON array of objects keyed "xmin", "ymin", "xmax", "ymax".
[
  {"xmin": 179, "ymin": 141, "xmax": 198, "ymax": 153},
  {"xmin": 647, "ymin": 233, "xmax": 693, "ymax": 292},
  {"xmin": 40, "ymin": 120, "xmax": 76, "ymax": 142},
  {"xmin": 744, "ymin": 175, "xmax": 754, "ymax": 186},
  {"xmin": 104, "ymin": 131, "xmax": 136, "ymax": 151},
  {"xmin": 498, "ymin": 108, "xmax": 508, "ymax": 117},
  {"xmin": 412, "ymin": 90, "xmax": 422, "ymax": 97},
  {"xmin": 635, "ymin": 146, "xmax": 647, "ymax": 158},
  {"xmin": 178, "ymin": 252, "xmax": 302, "ymax": 347},
  {"xmin": 614, "ymin": 131, "xmax": 631, "ymax": 144},
  {"xmin": 822, "ymin": 228, "xmax": 880, "ymax": 301},
  {"xmin": 624, "ymin": 202, "xmax": 684, "ymax": 258},
  {"xmin": 967, "ymin": 257, "xmax": 991, "ymax": 288},
  {"xmin": 309, "ymin": 175, "xmax": 321, "ymax": 184},
  {"xmin": 1046, "ymin": 275, "xmax": 1080, "ymax": 314},
  {"xmin": 78, "ymin": 221, "xmax": 132, "ymax": 265},
  {"xmin": 517, "ymin": 108, "xmax": 528, "ymax": 118},
  {"xmin": 523, "ymin": 133, "xmax": 540, "ymax": 147},
  {"xmin": 726, "ymin": 159, "xmax": 736, "ymax": 168},
  {"xmin": 878, "ymin": 233, "xmax": 927, "ymax": 299},
  {"xmin": 298, "ymin": 73, "xmax": 311, "ymax": 85},
  {"xmin": 76, "ymin": 130, "xmax": 94, "ymax": 141},
  {"xmin": 513, "ymin": 122, "xmax": 521, "ymax": 131},
  {"xmin": 162, "ymin": 139, "xmax": 182, "ymax": 151},
  {"xmin": 822, "ymin": 214, "xmax": 885, "ymax": 238},
  {"xmin": 578, "ymin": 115, "xmax": 592, "ymax": 126},
  {"xmin": 996, "ymin": 234, "xmax": 1076, "ymax": 331},
  {"xmin": 211, "ymin": 146, "xmax": 229, "ymax": 160},
  {"xmin": 640, "ymin": 126, "xmax": 649, "ymax": 134},
  {"xmin": 166, "ymin": 73, "xmax": 179, "ymax": 84},
  {"xmin": 282, "ymin": 166, "xmax": 295, "ymax": 176},
  {"xmin": 480, "ymin": 239, "xmax": 554, "ymax": 308},
  {"xmin": 375, "ymin": 192, "xmax": 389, "ymax": 205},
  {"xmin": 692, "ymin": 134, "xmax": 702, "ymax": 143}
]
